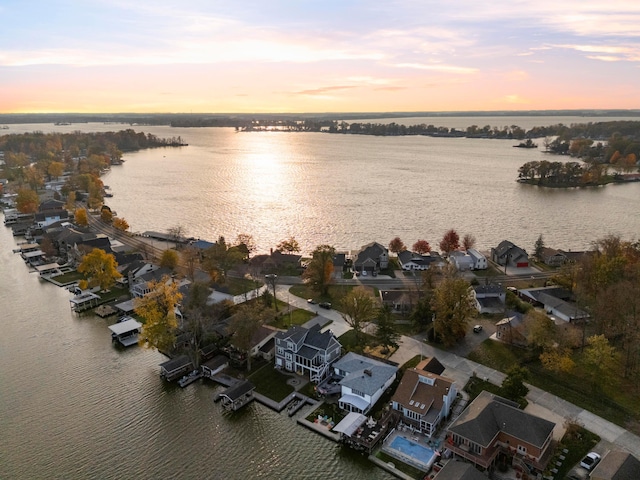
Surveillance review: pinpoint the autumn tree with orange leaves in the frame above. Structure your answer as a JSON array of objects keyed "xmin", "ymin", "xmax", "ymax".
[{"xmin": 303, "ymin": 244, "xmax": 335, "ymax": 296}]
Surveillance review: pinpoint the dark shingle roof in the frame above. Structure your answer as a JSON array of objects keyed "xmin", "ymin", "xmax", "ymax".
[{"xmin": 449, "ymin": 391, "xmax": 555, "ymax": 449}]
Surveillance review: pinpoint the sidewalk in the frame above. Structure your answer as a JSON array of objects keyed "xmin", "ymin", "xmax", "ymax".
[
  {"xmin": 280, "ymin": 285, "xmax": 640, "ymax": 459},
  {"xmin": 389, "ymin": 335, "xmax": 640, "ymax": 459}
]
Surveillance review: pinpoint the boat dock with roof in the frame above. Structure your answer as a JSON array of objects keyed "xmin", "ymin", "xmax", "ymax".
[{"xmin": 108, "ymin": 318, "xmax": 142, "ymax": 347}]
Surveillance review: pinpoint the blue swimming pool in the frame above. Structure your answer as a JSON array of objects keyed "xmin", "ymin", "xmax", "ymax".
[{"xmin": 388, "ymin": 436, "xmax": 437, "ymax": 468}]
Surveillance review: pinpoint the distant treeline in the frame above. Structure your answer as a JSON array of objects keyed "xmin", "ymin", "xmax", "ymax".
[{"xmin": 0, "ymin": 129, "xmax": 186, "ymax": 157}]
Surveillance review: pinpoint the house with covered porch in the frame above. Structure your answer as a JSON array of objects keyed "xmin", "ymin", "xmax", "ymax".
[
  {"xmin": 391, "ymin": 358, "xmax": 457, "ymax": 437},
  {"xmin": 274, "ymin": 324, "xmax": 342, "ymax": 383},
  {"xmin": 446, "ymin": 391, "xmax": 556, "ymax": 475},
  {"xmin": 353, "ymin": 242, "xmax": 389, "ymax": 274},
  {"xmin": 329, "ymin": 352, "xmax": 398, "ymax": 414}
]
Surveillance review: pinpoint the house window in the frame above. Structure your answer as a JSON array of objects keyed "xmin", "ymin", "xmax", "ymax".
[
  {"xmin": 276, "ymin": 347, "xmax": 284, "ymax": 355},
  {"xmin": 285, "ymin": 352, "xmax": 292, "ymax": 360},
  {"xmin": 352, "ymin": 389, "xmax": 364, "ymax": 397},
  {"xmin": 517, "ymin": 445, "xmax": 527, "ymax": 455}
]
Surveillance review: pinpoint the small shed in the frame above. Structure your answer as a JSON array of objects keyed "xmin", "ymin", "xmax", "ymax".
[
  {"xmin": 219, "ymin": 380, "xmax": 255, "ymax": 411},
  {"xmin": 201, "ymin": 355, "xmax": 229, "ymax": 378}
]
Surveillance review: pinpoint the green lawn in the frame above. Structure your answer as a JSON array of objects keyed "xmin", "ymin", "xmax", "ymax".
[
  {"xmin": 289, "ymin": 284, "xmax": 358, "ymax": 313},
  {"xmin": 305, "ymin": 401, "xmax": 346, "ymax": 425},
  {"xmin": 375, "ymin": 451, "xmax": 424, "ymax": 479},
  {"xmin": 224, "ymin": 277, "xmax": 263, "ymax": 296},
  {"xmin": 338, "ymin": 329, "xmax": 377, "ymax": 353},
  {"xmin": 550, "ymin": 425, "xmax": 600, "ymax": 479},
  {"xmin": 52, "ymin": 270, "xmax": 85, "ymax": 284},
  {"xmin": 467, "ymin": 338, "xmax": 528, "ymax": 372},
  {"xmin": 269, "ymin": 308, "xmax": 316, "ymax": 329},
  {"xmin": 467, "ymin": 339, "xmax": 640, "ymax": 433},
  {"xmin": 247, "ymin": 363, "xmax": 294, "ymax": 402}
]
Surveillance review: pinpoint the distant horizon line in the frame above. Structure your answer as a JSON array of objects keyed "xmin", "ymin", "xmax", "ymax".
[{"xmin": 1, "ymin": 108, "xmax": 640, "ymax": 119}]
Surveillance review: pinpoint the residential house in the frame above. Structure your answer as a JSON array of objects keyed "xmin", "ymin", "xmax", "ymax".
[
  {"xmin": 333, "ymin": 252, "xmax": 346, "ymax": 279},
  {"xmin": 495, "ymin": 312, "xmax": 528, "ymax": 347},
  {"xmin": 274, "ymin": 324, "xmax": 342, "ymax": 383},
  {"xmin": 34, "ymin": 209, "xmax": 69, "ymax": 228},
  {"xmin": 539, "ymin": 247, "xmax": 568, "ymax": 267},
  {"xmin": 397, "ymin": 250, "xmax": 442, "ymax": 271},
  {"xmin": 517, "ymin": 286, "xmax": 571, "ymax": 307},
  {"xmin": 353, "ymin": 242, "xmax": 389, "ymax": 274},
  {"xmin": 449, "ymin": 251, "xmax": 475, "ymax": 271},
  {"xmin": 537, "ymin": 292, "xmax": 589, "ymax": 323},
  {"xmin": 590, "ymin": 450, "xmax": 640, "ymax": 480},
  {"xmin": 330, "ymin": 352, "xmax": 398, "ymax": 414},
  {"xmin": 391, "ymin": 358, "xmax": 457, "ymax": 437},
  {"xmin": 252, "ymin": 249, "xmax": 302, "ymax": 274},
  {"xmin": 71, "ymin": 234, "xmax": 113, "ymax": 264},
  {"xmin": 230, "ymin": 324, "xmax": 278, "ymax": 361},
  {"xmin": 472, "ymin": 285, "xmax": 506, "ymax": 314},
  {"xmin": 558, "ymin": 249, "xmax": 592, "ymax": 264},
  {"xmin": 491, "ymin": 240, "xmax": 529, "ymax": 268},
  {"xmin": 467, "ymin": 248, "xmax": 488, "ymax": 270},
  {"xmin": 129, "ymin": 266, "xmax": 173, "ymax": 298},
  {"xmin": 446, "ymin": 391, "xmax": 556, "ymax": 474},
  {"xmin": 379, "ymin": 290, "xmax": 418, "ymax": 313}
]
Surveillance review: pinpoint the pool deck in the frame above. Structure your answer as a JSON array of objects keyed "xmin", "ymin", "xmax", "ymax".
[{"xmin": 382, "ymin": 429, "xmax": 439, "ymax": 472}]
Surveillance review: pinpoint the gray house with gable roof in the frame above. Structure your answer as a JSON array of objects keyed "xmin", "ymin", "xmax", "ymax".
[
  {"xmin": 274, "ymin": 324, "xmax": 342, "ymax": 383},
  {"xmin": 353, "ymin": 242, "xmax": 389, "ymax": 273},
  {"xmin": 330, "ymin": 352, "xmax": 398, "ymax": 414}
]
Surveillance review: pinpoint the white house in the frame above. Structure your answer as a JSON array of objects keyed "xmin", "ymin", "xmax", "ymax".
[
  {"xmin": 467, "ymin": 248, "xmax": 488, "ymax": 270},
  {"xmin": 472, "ymin": 285, "xmax": 506, "ymax": 314},
  {"xmin": 449, "ymin": 251, "xmax": 475, "ymax": 271},
  {"xmin": 331, "ymin": 352, "xmax": 398, "ymax": 414}
]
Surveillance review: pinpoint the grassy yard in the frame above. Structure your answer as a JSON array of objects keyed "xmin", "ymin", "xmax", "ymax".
[
  {"xmin": 290, "ymin": 284, "xmax": 358, "ymax": 312},
  {"xmin": 375, "ymin": 451, "xmax": 424, "ymax": 479},
  {"xmin": 52, "ymin": 270, "xmax": 85, "ymax": 284},
  {"xmin": 467, "ymin": 339, "xmax": 640, "ymax": 433},
  {"xmin": 305, "ymin": 401, "xmax": 346, "ymax": 425},
  {"xmin": 247, "ymin": 362, "xmax": 294, "ymax": 402},
  {"xmin": 550, "ymin": 425, "xmax": 600, "ymax": 479},
  {"xmin": 97, "ymin": 286, "xmax": 130, "ymax": 303},
  {"xmin": 222, "ymin": 277, "xmax": 263, "ymax": 296},
  {"xmin": 269, "ymin": 308, "xmax": 316, "ymax": 329}
]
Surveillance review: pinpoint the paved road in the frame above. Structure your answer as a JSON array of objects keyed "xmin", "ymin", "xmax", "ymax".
[{"xmin": 279, "ymin": 283, "xmax": 640, "ymax": 461}]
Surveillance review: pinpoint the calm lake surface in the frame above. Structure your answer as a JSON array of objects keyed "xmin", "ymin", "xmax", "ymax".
[{"xmin": 2, "ymin": 115, "xmax": 639, "ymax": 479}]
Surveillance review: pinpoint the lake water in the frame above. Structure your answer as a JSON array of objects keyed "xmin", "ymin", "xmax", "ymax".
[{"xmin": 2, "ymin": 115, "xmax": 639, "ymax": 479}]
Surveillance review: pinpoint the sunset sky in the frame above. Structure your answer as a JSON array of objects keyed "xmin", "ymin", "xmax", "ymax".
[{"xmin": 1, "ymin": 0, "xmax": 639, "ymax": 114}]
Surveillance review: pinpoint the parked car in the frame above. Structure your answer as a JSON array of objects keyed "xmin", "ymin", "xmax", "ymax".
[
  {"xmin": 580, "ymin": 452, "xmax": 601, "ymax": 471},
  {"xmin": 473, "ymin": 325, "xmax": 483, "ymax": 333},
  {"xmin": 319, "ymin": 302, "xmax": 332, "ymax": 309},
  {"xmin": 307, "ymin": 298, "xmax": 317, "ymax": 304}
]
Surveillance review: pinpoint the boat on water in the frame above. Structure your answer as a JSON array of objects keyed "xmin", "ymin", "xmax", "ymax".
[
  {"xmin": 178, "ymin": 370, "xmax": 202, "ymax": 387},
  {"xmin": 1, "ymin": 125, "xmax": 9, "ymax": 129}
]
